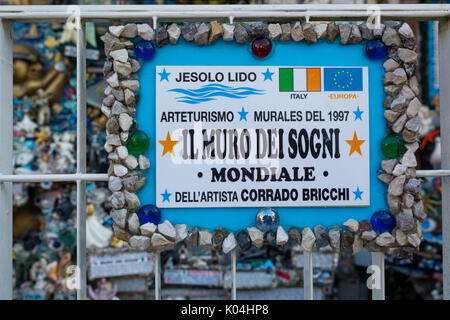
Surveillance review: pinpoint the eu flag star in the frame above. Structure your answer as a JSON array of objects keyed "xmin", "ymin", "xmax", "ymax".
[
  {"xmin": 238, "ymin": 107, "xmax": 249, "ymax": 121},
  {"xmin": 161, "ymin": 188, "xmax": 172, "ymax": 203},
  {"xmin": 158, "ymin": 68, "xmax": 171, "ymax": 82},
  {"xmin": 262, "ymin": 68, "xmax": 274, "ymax": 81},
  {"xmin": 353, "ymin": 106, "xmax": 364, "ymax": 121},
  {"xmin": 353, "ymin": 187, "xmax": 363, "ymax": 200}
]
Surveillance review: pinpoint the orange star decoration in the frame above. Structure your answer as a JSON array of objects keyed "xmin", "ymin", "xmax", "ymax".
[
  {"xmin": 34, "ymin": 127, "xmax": 51, "ymax": 146},
  {"xmin": 345, "ymin": 131, "xmax": 366, "ymax": 156},
  {"xmin": 158, "ymin": 131, "xmax": 179, "ymax": 157}
]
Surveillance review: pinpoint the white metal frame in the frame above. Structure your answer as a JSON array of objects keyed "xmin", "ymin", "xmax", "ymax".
[{"xmin": 0, "ymin": 4, "xmax": 449, "ymax": 301}]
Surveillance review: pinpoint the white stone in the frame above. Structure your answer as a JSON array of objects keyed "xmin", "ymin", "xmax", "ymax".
[
  {"xmin": 401, "ymin": 150, "xmax": 417, "ymax": 167},
  {"xmin": 110, "ymin": 209, "xmax": 127, "ymax": 229},
  {"xmin": 388, "ymin": 175, "xmax": 406, "ymax": 196},
  {"xmin": 124, "ymin": 88, "xmax": 135, "ymax": 105},
  {"xmin": 199, "ymin": 229, "xmax": 213, "ymax": 247},
  {"xmin": 268, "ymin": 23, "xmax": 282, "ymax": 40},
  {"xmin": 124, "ymin": 191, "xmax": 140, "ymax": 210},
  {"xmin": 395, "ymin": 229, "xmax": 408, "ymax": 246},
  {"xmin": 376, "ymin": 232, "xmax": 395, "ymax": 247},
  {"xmin": 101, "ymin": 105, "xmax": 111, "ymax": 118},
  {"xmin": 361, "ymin": 230, "xmax": 377, "ymax": 241},
  {"xmin": 109, "ymin": 25, "xmax": 124, "ymax": 37},
  {"xmin": 383, "ymin": 58, "xmax": 399, "ymax": 72},
  {"xmin": 222, "ymin": 232, "xmax": 237, "ymax": 254},
  {"xmin": 175, "ymin": 224, "xmax": 188, "ymax": 242},
  {"xmin": 113, "ymin": 60, "xmax": 132, "ymax": 76},
  {"xmin": 398, "ymin": 48, "xmax": 418, "ymax": 64},
  {"xmin": 120, "ymin": 80, "xmax": 140, "ymax": 91},
  {"xmin": 408, "ymin": 233, "xmax": 421, "ymax": 247},
  {"xmin": 129, "ymin": 235, "xmax": 151, "ymax": 251},
  {"xmin": 407, "ymin": 97, "xmax": 422, "ymax": 118},
  {"xmin": 313, "ymin": 23, "xmax": 328, "ymax": 39},
  {"xmin": 222, "ymin": 24, "xmax": 235, "ymax": 41},
  {"xmin": 382, "ymin": 159, "xmax": 398, "ymax": 174},
  {"xmin": 247, "ymin": 227, "xmax": 264, "ymax": 247},
  {"xmin": 106, "ymin": 73, "xmax": 119, "ymax": 88},
  {"xmin": 399, "ymin": 22, "xmax": 414, "ymax": 39},
  {"xmin": 124, "ymin": 155, "xmax": 138, "ymax": 170},
  {"xmin": 392, "ymin": 163, "xmax": 407, "ymax": 176},
  {"xmin": 151, "ymin": 233, "xmax": 173, "ymax": 251},
  {"xmin": 119, "ymin": 113, "xmax": 133, "ymax": 131},
  {"xmin": 116, "ymin": 146, "xmax": 128, "ymax": 159},
  {"xmin": 290, "ymin": 21, "xmax": 304, "ymax": 41},
  {"xmin": 109, "ymin": 48, "xmax": 128, "ymax": 63},
  {"xmin": 301, "ymin": 227, "xmax": 315, "ymax": 251},
  {"xmin": 113, "ymin": 164, "xmax": 128, "ymax": 177},
  {"xmin": 137, "ymin": 23, "xmax": 155, "ymax": 41},
  {"xmin": 108, "ymin": 176, "xmax": 122, "ymax": 192},
  {"xmin": 157, "ymin": 220, "xmax": 176, "ymax": 241},
  {"xmin": 140, "ymin": 223, "xmax": 157, "ymax": 237},
  {"xmin": 167, "ymin": 23, "xmax": 181, "ymax": 44},
  {"xmin": 138, "ymin": 155, "xmax": 150, "ymax": 170},
  {"xmin": 276, "ymin": 226, "xmax": 289, "ymax": 246},
  {"xmin": 343, "ymin": 218, "xmax": 359, "ymax": 232},
  {"xmin": 127, "ymin": 213, "xmax": 140, "ymax": 234}
]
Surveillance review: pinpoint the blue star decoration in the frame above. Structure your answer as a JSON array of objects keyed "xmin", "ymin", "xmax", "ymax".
[
  {"xmin": 353, "ymin": 187, "xmax": 363, "ymax": 200},
  {"xmin": 238, "ymin": 107, "xmax": 248, "ymax": 121},
  {"xmin": 161, "ymin": 188, "xmax": 172, "ymax": 203},
  {"xmin": 262, "ymin": 68, "xmax": 274, "ymax": 81},
  {"xmin": 353, "ymin": 106, "xmax": 364, "ymax": 121},
  {"xmin": 158, "ymin": 68, "xmax": 171, "ymax": 82}
]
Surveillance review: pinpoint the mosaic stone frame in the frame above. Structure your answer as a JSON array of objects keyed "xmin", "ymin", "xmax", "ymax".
[{"xmin": 101, "ymin": 20, "xmax": 424, "ymax": 259}]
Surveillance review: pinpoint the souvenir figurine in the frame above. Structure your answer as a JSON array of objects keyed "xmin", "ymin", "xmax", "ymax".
[
  {"xmin": 86, "ymin": 204, "xmax": 113, "ymax": 249},
  {"xmin": 178, "ymin": 244, "xmax": 189, "ymax": 265},
  {"xmin": 88, "ymin": 278, "xmax": 117, "ymax": 300}
]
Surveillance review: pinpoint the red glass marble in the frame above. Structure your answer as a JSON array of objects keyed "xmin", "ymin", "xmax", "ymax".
[{"xmin": 251, "ymin": 38, "xmax": 272, "ymax": 58}]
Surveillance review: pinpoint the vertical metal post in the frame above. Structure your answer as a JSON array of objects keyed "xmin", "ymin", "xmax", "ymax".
[
  {"xmin": 0, "ymin": 18, "xmax": 13, "ymax": 300},
  {"xmin": 231, "ymin": 249, "xmax": 237, "ymax": 300},
  {"xmin": 439, "ymin": 18, "xmax": 450, "ymax": 300},
  {"xmin": 371, "ymin": 252, "xmax": 385, "ymax": 300},
  {"xmin": 154, "ymin": 252, "xmax": 161, "ymax": 300},
  {"xmin": 76, "ymin": 19, "xmax": 87, "ymax": 300},
  {"xmin": 303, "ymin": 250, "xmax": 313, "ymax": 300}
]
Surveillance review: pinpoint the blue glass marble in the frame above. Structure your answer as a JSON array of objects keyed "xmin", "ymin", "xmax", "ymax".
[
  {"xmin": 365, "ymin": 39, "xmax": 388, "ymax": 60},
  {"xmin": 135, "ymin": 40, "xmax": 155, "ymax": 61},
  {"xmin": 370, "ymin": 210, "xmax": 396, "ymax": 233},
  {"xmin": 255, "ymin": 207, "xmax": 279, "ymax": 232},
  {"xmin": 137, "ymin": 204, "xmax": 161, "ymax": 225}
]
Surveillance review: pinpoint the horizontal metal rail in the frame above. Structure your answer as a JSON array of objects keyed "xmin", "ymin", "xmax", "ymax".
[
  {"xmin": 0, "ymin": 173, "xmax": 108, "ymax": 182},
  {"xmin": 0, "ymin": 4, "xmax": 448, "ymax": 21}
]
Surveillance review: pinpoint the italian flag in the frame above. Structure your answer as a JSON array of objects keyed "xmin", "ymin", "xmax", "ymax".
[{"xmin": 279, "ymin": 68, "xmax": 321, "ymax": 92}]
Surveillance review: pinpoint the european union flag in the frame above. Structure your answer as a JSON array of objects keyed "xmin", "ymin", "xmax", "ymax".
[{"xmin": 324, "ymin": 68, "xmax": 363, "ymax": 91}]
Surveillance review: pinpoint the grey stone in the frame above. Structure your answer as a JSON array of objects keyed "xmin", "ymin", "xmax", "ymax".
[
  {"xmin": 137, "ymin": 23, "xmax": 154, "ymax": 41},
  {"xmin": 124, "ymin": 155, "xmax": 138, "ymax": 170},
  {"xmin": 110, "ymin": 48, "xmax": 128, "ymax": 63},
  {"xmin": 407, "ymin": 97, "xmax": 422, "ymax": 118},
  {"xmin": 291, "ymin": 22, "xmax": 304, "ymax": 42},
  {"xmin": 268, "ymin": 23, "xmax": 282, "ymax": 40},
  {"xmin": 236, "ymin": 230, "xmax": 252, "ymax": 250},
  {"xmin": 113, "ymin": 224, "xmax": 131, "ymax": 242},
  {"xmin": 377, "ymin": 173, "xmax": 394, "ymax": 184},
  {"xmin": 327, "ymin": 22, "xmax": 339, "ymax": 42},
  {"xmin": 359, "ymin": 23, "xmax": 374, "ymax": 40},
  {"xmin": 388, "ymin": 194, "xmax": 401, "ymax": 213},
  {"xmin": 129, "ymin": 235, "xmax": 151, "ymax": 251},
  {"xmin": 383, "ymin": 58, "xmax": 400, "ymax": 72},
  {"xmin": 109, "ymin": 25, "xmax": 124, "ymax": 37},
  {"xmin": 167, "ymin": 23, "xmax": 181, "ymax": 44},
  {"xmin": 385, "ymin": 21, "xmax": 402, "ymax": 30},
  {"xmin": 399, "ymin": 22, "xmax": 414, "ymax": 39},
  {"xmin": 122, "ymin": 23, "xmax": 138, "ymax": 38},
  {"xmin": 213, "ymin": 228, "xmax": 228, "ymax": 251},
  {"xmin": 392, "ymin": 164, "xmax": 407, "ymax": 177},
  {"xmin": 388, "ymin": 175, "xmax": 406, "ymax": 196},
  {"xmin": 397, "ymin": 210, "xmax": 415, "ymax": 231},
  {"xmin": 106, "ymin": 118, "xmax": 119, "ymax": 135},
  {"xmin": 382, "ymin": 27, "xmax": 402, "ymax": 47},
  {"xmin": 250, "ymin": 22, "xmax": 268, "ymax": 38},
  {"xmin": 398, "ymin": 48, "xmax": 418, "ymax": 64},
  {"xmin": 407, "ymin": 233, "xmax": 421, "ymax": 248},
  {"xmin": 157, "ymin": 220, "xmax": 176, "ymax": 241},
  {"xmin": 111, "ymin": 89, "xmax": 124, "ymax": 102},
  {"xmin": 403, "ymin": 193, "xmax": 415, "ymax": 208},
  {"xmin": 385, "ymin": 68, "xmax": 408, "ymax": 85},
  {"xmin": 113, "ymin": 164, "xmax": 128, "ymax": 177},
  {"xmin": 121, "ymin": 80, "xmax": 139, "ymax": 91},
  {"xmin": 127, "ymin": 213, "xmax": 140, "ymax": 234},
  {"xmin": 111, "ymin": 100, "xmax": 128, "ymax": 116},
  {"xmin": 401, "ymin": 150, "xmax": 417, "ymax": 167},
  {"xmin": 119, "ymin": 113, "xmax": 133, "ymax": 131},
  {"xmin": 195, "ymin": 22, "xmax": 210, "ymax": 46},
  {"xmin": 361, "ymin": 230, "xmax": 377, "ymax": 241},
  {"xmin": 108, "ymin": 176, "xmax": 122, "ymax": 192},
  {"xmin": 313, "ymin": 23, "xmax": 327, "ymax": 39},
  {"xmin": 372, "ymin": 24, "xmax": 386, "ymax": 38},
  {"xmin": 106, "ymin": 72, "xmax": 119, "ymax": 88},
  {"xmin": 349, "ymin": 24, "xmax": 362, "ymax": 43},
  {"xmin": 156, "ymin": 26, "xmax": 169, "ymax": 48},
  {"xmin": 314, "ymin": 225, "xmax": 329, "ymax": 249},
  {"xmin": 124, "ymin": 88, "xmax": 135, "ymax": 105},
  {"xmin": 222, "ymin": 24, "xmax": 234, "ymax": 41},
  {"xmin": 151, "ymin": 233, "xmax": 173, "ymax": 251},
  {"xmin": 103, "ymin": 61, "xmax": 113, "ymax": 77},
  {"xmin": 343, "ymin": 219, "xmax": 359, "ymax": 232},
  {"xmin": 140, "ymin": 223, "xmax": 157, "ymax": 237},
  {"xmin": 400, "ymin": 85, "xmax": 416, "ymax": 102},
  {"xmin": 199, "ymin": 229, "xmax": 213, "ymax": 247},
  {"xmin": 276, "ymin": 226, "xmax": 288, "ymax": 246},
  {"xmin": 303, "ymin": 23, "xmax": 317, "ymax": 44},
  {"xmin": 395, "ymin": 229, "xmax": 408, "ymax": 246},
  {"xmin": 402, "ymin": 129, "xmax": 419, "ymax": 144},
  {"xmin": 339, "ymin": 24, "xmax": 352, "ymax": 44},
  {"xmin": 116, "ymin": 146, "xmax": 128, "ymax": 160},
  {"xmin": 404, "ymin": 178, "xmax": 421, "ymax": 195},
  {"xmin": 376, "ymin": 232, "xmax": 395, "ymax": 247},
  {"xmin": 412, "ymin": 200, "xmax": 426, "ymax": 221},
  {"xmin": 328, "ymin": 227, "xmax": 340, "ymax": 250},
  {"xmin": 181, "ymin": 23, "xmax": 197, "ymax": 42},
  {"xmin": 138, "ymin": 155, "xmax": 150, "ymax": 170},
  {"xmin": 234, "ymin": 23, "xmax": 250, "ymax": 44},
  {"xmin": 280, "ymin": 23, "xmax": 291, "ymax": 41},
  {"xmin": 341, "ymin": 231, "xmax": 354, "ymax": 249},
  {"xmin": 287, "ymin": 227, "xmax": 302, "ymax": 244},
  {"xmin": 124, "ymin": 190, "xmax": 140, "ymax": 210},
  {"xmin": 223, "ymin": 232, "xmax": 237, "ymax": 254},
  {"xmin": 392, "ymin": 113, "xmax": 408, "ymax": 133},
  {"xmin": 353, "ymin": 234, "xmax": 363, "ymax": 255},
  {"xmin": 184, "ymin": 227, "xmax": 199, "ymax": 248},
  {"xmin": 384, "ymin": 110, "xmax": 400, "ymax": 123},
  {"xmin": 390, "ymin": 94, "xmax": 407, "ymax": 112},
  {"xmin": 382, "ymin": 159, "xmax": 398, "ymax": 174},
  {"xmin": 175, "ymin": 224, "xmax": 188, "ymax": 243},
  {"xmin": 110, "ymin": 209, "xmax": 127, "ymax": 229},
  {"xmin": 409, "ymin": 76, "xmax": 419, "ymax": 96},
  {"xmin": 384, "ymin": 85, "xmax": 401, "ymax": 97}
]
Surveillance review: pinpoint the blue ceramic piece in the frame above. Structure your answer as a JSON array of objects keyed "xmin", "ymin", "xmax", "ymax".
[
  {"xmin": 370, "ymin": 210, "xmax": 396, "ymax": 233},
  {"xmin": 365, "ymin": 39, "xmax": 388, "ymax": 60},
  {"xmin": 255, "ymin": 207, "xmax": 279, "ymax": 232},
  {"xmin": 135, "ymin": 40, "xmax": 155, "ymax": 61},
  {"xmin": 137, "ymin": 204, "xmax": 162, "ymax": 225}
]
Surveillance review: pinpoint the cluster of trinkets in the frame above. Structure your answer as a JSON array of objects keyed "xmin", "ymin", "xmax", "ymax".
[
  {"xmin": 102, "ymin": 20, "xmax": 423, "ymax": 259},
  {"xmin": 11, "ymin": 22, "xmax": 114, "ymax": 300}
]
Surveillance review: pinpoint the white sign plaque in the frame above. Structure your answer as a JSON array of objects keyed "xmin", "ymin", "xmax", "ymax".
[{"xmin": 155, "ymin": 65, "xmax": 369, "ymax": 208}]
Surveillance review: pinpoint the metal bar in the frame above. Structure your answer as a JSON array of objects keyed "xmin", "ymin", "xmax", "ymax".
[
  {"xmin": 371, "ymin": 252, "xmax": 385, "ymax": 300},
  {"xmin": 416, "ymin": 169, "xmax": 450, "ymax": 178},
  {"xmin": 303, "ymin": 250, "xmax": 313, "ymax": 300},
  {"xmin": 231, "ymin": 249, "xmax": 237, "ymax": 300},
  {"xmin": 0, "ymin": 173, "xmax": 108, "ymax": 182},
  {"xmin": 0, "ymin": 18, "xmax": 13, "ymax": 301},
  {"xmin": 439, "ymin": 19, "xmax": 450, "ymax": 300},
  {"xmin": 154, "ymin": 252, "xmax": 161, "ymax": 300},
  {"xmin": 76, "ymin": 19, "xmax": 87, "ymax": 300}
]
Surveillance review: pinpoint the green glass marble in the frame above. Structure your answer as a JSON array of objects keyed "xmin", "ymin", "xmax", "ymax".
[
  {"xmin": 381, "ymin": 135, "xmax": 406, "ymax": 158},
  {"xmin": 126, "ymin": 130, "xmax": 150, "ymax": 156}
]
